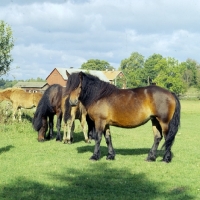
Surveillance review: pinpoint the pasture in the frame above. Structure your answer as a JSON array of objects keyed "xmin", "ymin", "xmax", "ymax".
[{"xmin": 0, "ymin": 100, "xmax": 200, "ymax": 200}]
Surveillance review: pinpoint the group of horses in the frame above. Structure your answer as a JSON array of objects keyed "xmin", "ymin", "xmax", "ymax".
[
  {"xmin": 0, "ymin": 71, "xmax": 181, "ymax": 163},
  {"xmin": 32, "ymin": 84, "xmax": 91, "ymax": 144},
  {"xmin": 0, "ymin": 84, "xmax": 91, "ymax": 144}
]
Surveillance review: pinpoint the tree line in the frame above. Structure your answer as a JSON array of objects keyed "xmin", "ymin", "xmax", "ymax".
[
  {"xmin": 80, "ymin": 54, "xmax": 200, "ymax": 95},
  {"xmin": 1, "ymin": 20, "xmax": 200, "ymax": 95}
]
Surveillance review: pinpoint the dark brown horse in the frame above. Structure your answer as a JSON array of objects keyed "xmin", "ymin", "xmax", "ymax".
[
  {"xmin": 32, "ymin": 84, "xmax": 90, "ymax": 143},
  {"xmin": 32, "ymin": 84, "xmax": 63, "ymax": 141},
  {"xmin": 65, "ymin": 72, "xmax": 181, "ymax": 163}
]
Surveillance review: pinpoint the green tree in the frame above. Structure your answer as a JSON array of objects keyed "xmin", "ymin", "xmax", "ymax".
[
  {"xmin": 119, "ymin": 52, "xmax": 145, "ymax": 88},
  {"xmin": 143, "ymin": 54, "xmax": 163, "ymax": 85},
  {"xmin": 81, "ymin": 59, "xmax": 114, "ymax": 71},
  {"xmin": 0, "ymin": 21, "xmax": 14, "ymax": 76},
  {"xmin": 182, "ymin": 59, "xmax": 200, "ymax": 87},
  {"xmin": 153, "ymin": 57, "xmax": 187, "ymax": 95}
]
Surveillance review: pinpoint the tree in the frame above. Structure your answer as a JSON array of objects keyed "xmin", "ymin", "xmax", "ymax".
[
  {"xmin": 143, "ymin": 54, "xmax": 163, "ymax": 84},
  {"xmin": 182, "ymin": 59, "xmax": 200, "ymax": 87},
  {"xmin": 81, "ymin": 59, "xmax": 114, "ymax": 71},
  {"xmin": 153, "ymin": 57, "xmax": 187, "ymax": 95},
  {"xmin": 119, "ymin": 52, "xmax": 145, "ymax": 88},
  {"xmin": 0, "ymin": 21, "xmax": 14, "ymax": 76}
]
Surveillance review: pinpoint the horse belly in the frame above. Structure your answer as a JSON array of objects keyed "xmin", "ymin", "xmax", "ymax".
[{"xmin": 109, "ymin": 107, "xmax": 151, "ymax": 128}]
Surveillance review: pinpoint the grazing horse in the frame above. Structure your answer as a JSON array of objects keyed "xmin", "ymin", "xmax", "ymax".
[
  {"xmin": 32, "ymin": 84, "xmax": 90, "ymax": 143},
  {"xmin": 0, "ymin": 88, "xmax": 42, "ymax": 121},
  {"xmin": 65, "ymin": 72, "xmax": 181, "ymax": 163},
  {"xmin": 33, "ymin": 84, "xmax": 63, "ymax": 141}
]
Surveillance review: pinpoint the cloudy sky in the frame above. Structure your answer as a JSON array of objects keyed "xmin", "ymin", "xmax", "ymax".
[{"xmin": 0, "ymin": 0, "xmax": 200, "ymax": 80}]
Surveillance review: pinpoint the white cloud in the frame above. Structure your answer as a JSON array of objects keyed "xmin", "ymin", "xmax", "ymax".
[{"xmin": 1, "ymin": 0, "xmax": 200, "ymax": 80}]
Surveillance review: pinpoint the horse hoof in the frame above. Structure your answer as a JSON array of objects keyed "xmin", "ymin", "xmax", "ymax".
[
  {"xmin": 146, "ymin": 157, "xmax": 156, "ymax": 162},
  {"xmin": 162, "ymin": 158, "xmax": 171, "ymax": 163},
  {"xmin": 89, "ymin": 155, "xmax": 99, "ymax": 161},
  {"xmin": 85, "ymin": 139, "xmax": 91, "ymax": 144},
  {"xmin": 38, "ymin": 139, "xmax": 45, "ymax": 142},
  {"xmin": 56, "ymin": 138, "xmax": 62, "ymax": 142},
  {"xmin": 63, "ymin": 140, "xmax": 72, "ymax": 144},
  {"xmin": 106, "ymin": 155, "xmax": 115, "ymax": 160}
]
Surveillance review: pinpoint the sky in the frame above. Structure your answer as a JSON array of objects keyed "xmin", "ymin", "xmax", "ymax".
[{"xmin": 0, "ymin": 0, "xmax": 200, "ymax": 80}]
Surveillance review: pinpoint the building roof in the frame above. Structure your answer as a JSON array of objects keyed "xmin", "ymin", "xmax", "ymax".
[
  {"xmin": 103, "ymin": 70, "xmax": 123, "ymax": 81},
  {"xmin": 50, "ymin": 68, "xmax": 110, "ymax": 82},
  {"xmin": 13, "ymin": 82, "xmax": 48, "ymax": 88}
]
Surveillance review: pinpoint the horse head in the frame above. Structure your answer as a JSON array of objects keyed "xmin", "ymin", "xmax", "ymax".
[{"xmin": 66, "ymin": 71, "xmax": 83, "ymax": 106}]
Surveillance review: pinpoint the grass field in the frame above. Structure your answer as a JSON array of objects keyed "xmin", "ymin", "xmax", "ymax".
[{"xmin": 0, "ymin": 100, "xmax": 200, "ymax": 200}]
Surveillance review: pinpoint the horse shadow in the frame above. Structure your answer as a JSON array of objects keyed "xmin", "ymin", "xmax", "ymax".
[
  {"xmin": 41, "ymin": 131, "xmax": 86, "ymax": 143},
  {"xmin": 21, "ymin": 112, "xmax": 34, "ymax": 123},
  {"xmin": 71, "ymin": 131, "xmax": 89, "ymax": 143},
  {"xmin": 77, "ymin": 144, "xmax": 165, "ymax": 159},
  {"xmin": 0, "ymin": 145, "xmax": 14, "ymax": 155}
]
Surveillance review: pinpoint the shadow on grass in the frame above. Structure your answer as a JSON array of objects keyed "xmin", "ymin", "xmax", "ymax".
[
  {"xmin": 0, "ymin": 145, "xmax": 14, "ymax": 155},
  {"xmin": 0, "ymin": 163, "xmax": 194, "ymax": 200},
  {"xmin": 21, "ymin": 112, "xmax": 34, "ymax": 123},
  {"xmin": 36, "ymin": 129, "xmax": 86, "ymax": 143},
  {"xmin": 77, "ymin": 145, "xmax": 165, "ymax": 160}
]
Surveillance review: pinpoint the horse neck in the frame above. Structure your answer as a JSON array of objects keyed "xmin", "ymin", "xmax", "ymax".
[{"xmin": 0, "ymin": 90, "xmax": 11, "ymax": 101}]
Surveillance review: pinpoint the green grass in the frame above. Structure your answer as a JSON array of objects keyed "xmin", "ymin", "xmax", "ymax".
[{"xmin": 0, "ymin": 100, "xmax": 200, "ymax": 199}]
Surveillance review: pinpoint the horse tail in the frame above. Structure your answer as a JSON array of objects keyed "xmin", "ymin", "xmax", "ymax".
[
  {"xmin": 32, "ymin": 92, "xmax": 54, "ymax": 131},
  {"xmin": 163, "ymin": 92, "xmax": 181, "ymax": 162}
]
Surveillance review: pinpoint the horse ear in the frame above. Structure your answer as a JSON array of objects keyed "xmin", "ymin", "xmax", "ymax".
[
  {"xmin": 79, "ymin": 71, "xmax": 84, "ymax": 79},
  {"xmin": 66, "ymin": 71, "xmax": 70, "ymax": 78}
]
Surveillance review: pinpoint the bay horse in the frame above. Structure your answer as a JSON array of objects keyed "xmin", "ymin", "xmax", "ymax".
[
  {"xmin": 65, "ymin": 72, "xmax": 181, "ymax": 163},
  {"xmin": 32, "ymin": 84, "xmax": 90, "ymax": 143},
  {"xmin": 0, "ymin": 88, "xmax": 42, "ymax": 121}
]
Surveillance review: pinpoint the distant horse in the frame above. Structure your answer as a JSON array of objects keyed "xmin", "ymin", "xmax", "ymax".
[
  {"xmin": 32, "ymin": 84, "xmax": 90, "ymax": 143},
  {"xmin": 0, "ymin": 88, "xmax": 42, "ymax": 121},
  {"xmin": 65, "ymin": 72, "xmax": 181, "ymax": 163}
]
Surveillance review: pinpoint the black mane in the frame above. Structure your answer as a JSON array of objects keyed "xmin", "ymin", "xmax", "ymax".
[{"xmin": 66, "ymin": 72, "xmax": 117, "ymax": 107}]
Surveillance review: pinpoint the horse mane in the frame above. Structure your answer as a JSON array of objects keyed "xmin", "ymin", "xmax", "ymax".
[
  {"xmin": 32, "ymin": 84, "xmax": 62, "ymax": 131},
  {"xmin": 66, "ymin": 72, "xmax": 117, "ymax": 107}
]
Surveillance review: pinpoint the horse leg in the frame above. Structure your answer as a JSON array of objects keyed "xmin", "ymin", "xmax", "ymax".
[
  {"xmin": 161, "ymin": 123, "xmax": 173, "ymax": 163},
  {"xmin": 12, "ymin": 106, "xmax": 16, "ymax": 120},
  {"xmin": 146, "ymin": 118, "xmax": 163, "ymax": 162},
  {"xmin": 46, "ymin": 115, "xmax": 54, "ymax": 140},
  {"xmin": 90, "ymin": 120, "xmax": 105, "ymax": 161},
  {"xmin": 18, "ymin": 108, "xmax": 22, "ymax": 121},
  {"xmin": 56, "ymin": 113, "xmax": 62, "ymax": 141},
  {"xmin": 62, "ymin": 121, "xmax": 67, "ymax": 143},
  {"xmin": 80, "ymin": 116, "xmax": 90, "ymax": 143},
  {"xmin": 104, "ymin": 125, "xmax": 115, "ymax": 160},
  {"xmin": 63, "ymin": 118, "xmax": 74, "ymax": 144},
  {"xmin": 86, "ymin": 114, "xmax": 96, "ymax": 140},
  {"xmin": 70, "ymin": 121, "xmax": 75, "ymax": 143}
]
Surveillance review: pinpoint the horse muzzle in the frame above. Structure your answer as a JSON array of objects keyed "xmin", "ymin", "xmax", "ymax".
[{"xmin": 69, "ymin": 99, "xmax": 79, "ymax": 106}]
